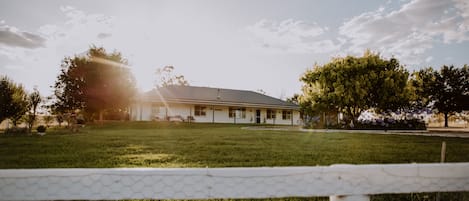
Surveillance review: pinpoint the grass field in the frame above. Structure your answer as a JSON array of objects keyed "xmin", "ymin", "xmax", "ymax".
[
  {"xmin": 1, "ymin": 122, "xmax": 469, "ymax": 168},
  {"xmin": 1, "ymin": 122, "xmax": 469, "ymax": 200}
]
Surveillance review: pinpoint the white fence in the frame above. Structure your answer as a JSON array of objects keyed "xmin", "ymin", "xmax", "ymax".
[{"xmin": 1, "ymin": 163, "xmax": 469, "ymax": 201}]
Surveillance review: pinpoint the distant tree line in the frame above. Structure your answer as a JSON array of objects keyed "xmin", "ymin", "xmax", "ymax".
[
  {"xmin": 2, "ymin": 46, "xmax": 466, "ymax": 131},
  {"xmin": 1, "ymin": 45, "xmax": 194, "ymax": 132},
  {"xmin": 299, "ymin": 50, "xmax": 469, "ymax": 128},
  {"xmin": 0, "ymin": 76, "xmax": 42, "ymax": 133}
]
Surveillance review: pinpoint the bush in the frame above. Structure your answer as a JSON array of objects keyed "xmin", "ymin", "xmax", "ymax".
[
  {"xmin": 37, "ymin": 125, "xmax": 46, "ymax": 133},
  {"xmin": 4, "ymin": 127, "xmax": 28, "ymax": 135},
  {"xmin": 76, "ymin": 118, "xmax": 85, "ymax": 125},
  {"xmin": 353, "ymin": 118, "xmax": 426, "ymax": 130}
]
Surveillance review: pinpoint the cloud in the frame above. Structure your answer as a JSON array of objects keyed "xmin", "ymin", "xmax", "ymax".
[
  {"xmin": 0, "ymin": 24, "xmax": 46, "ymax": 49},
  {"xmin": 97, "ymin": 33, "xmax": 112, "ymax": 39},
  {"xmin": 0, "ymin": 6, "xmax": 115, "ymax": 62},
  {"xmin": 0, "ymin": 6, "xmax": 117, "ymax": 95},
  {"xmin": 425, "ymin": 56, "xmax": 433, "ymax": 63},
  {"xmin": 339, "ymin": 0, "xmax": 469, "ymax": 64},
  {"xmin": 246, "ymin": 19, "xmax": 340, "ymax": 54}
]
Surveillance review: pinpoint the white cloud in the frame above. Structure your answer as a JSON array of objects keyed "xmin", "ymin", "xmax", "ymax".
[
  {"xmin": 0, "ymin": 24, "xmax": 46, "ymax": 49},
  {"xmin": 0, "ymin": 6, "xmax": 116, "ymax": 94},
  {"xmin": 97, "ymin": 33, "xmax": 112, "ymax": 39},
  {"xmin": 246, "ymin": 19, "xmax": 340, "ymax": 54},
  {"xmin": 425, "ymin": 56, "xmax": 433, "ymax": 63},
  {"xmin": 339, "ymin": 0, "xmax": 469, "ymax": 64},
  {"xmin": 1, "ymin": 6, "xmax": 115, "ymax": 61}
]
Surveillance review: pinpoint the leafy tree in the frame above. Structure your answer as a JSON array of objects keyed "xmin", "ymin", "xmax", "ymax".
[
  {"xmin": 0, "ymin": 76, "xmax": 29, "ymax": 127},
  {"xmin": 25, "ymin": 88, "xmax": 42, "ymax": 133},
  {"xmin": 56, "ymin": 114, "xmax": 64, "ymax": 127},
  {"xmin": 0, "ymin": 76, "xmax": 15, "ymax": 123},
  {"xmin": 300, "ymin": 51, "xmax": 410, "ymax": 124},
  {"xmin": 155, "ymin": 66, "xmax": 189, "ymax": 87},
  {"xmin": 43, "ymin": 115, "xmax": 53, "ymax": 127},
  {"xmin": 462, "ymin": 65, "xmax": 469, "ymax": 110},
  {"xmin": 53, "ymin": 56, "xmax": 87, "ymax": 114},
  {"xmin": 53, "ymin": 46, "xmax": 137, "ymax": 122},
  {"xmin": 412, "ymin": 65, "xmax": 468, "ymax": 127}
]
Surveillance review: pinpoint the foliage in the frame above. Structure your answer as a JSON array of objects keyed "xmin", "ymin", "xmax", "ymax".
[
  {"xmin": 0, "ymin": 76, "xmax": 28, "ymax": 127},
  {"xmin": 354, "ymin": 118, "xmax": 426, "ymax": 130},
  {"xmin": 42, "ymin": 115, "xmax": 54, "ymax": 127},
  {"xmin": 0, "ymin": 76, "xmax": 14, "ymax": 123},
  {"xmin": 300, "ymin": 51, "xmax": 410, "ymax": 124},
  {"xmin": 52, "ymin": 46, "xmax": 137, "ymax": 121},
  {"xmin": 0, "ymin": 76, "xmax": 29, "ymax": 125},
  {"xmin": 155, "ymin": 66, "xmax": 189, "ymax": 87},
  {"xmin": 3, "ymin": 127, "xmax": 28, "ymax": 135},
  {"xmin": 25, "ymin": 88, "xmax": 42, "ymax": 133},
  {"xmin": 56, "ymin": 114, "xmax": 64, "ymax": 127},
  {"xmin": 412, "ymin": 65, "xmax": 469, "ymax": 127},
  {"xmin": 36, "ymin": 125, "xmax": 46, "ymax": 133},
  {"xmin": 288, "ymin": 94, "xmax": 315, "ymax": 126}
]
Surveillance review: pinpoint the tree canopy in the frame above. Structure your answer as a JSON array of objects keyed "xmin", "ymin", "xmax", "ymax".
[
  {"xmin": 26, "ymin": 88, "xmax": 42, "ymax": 132},
  {"xmin": 300, "ymin": 51, "xmax": 410, "ymax": 123},
  {"xmin": 155, "ymin": 66, "xmax": 189, "ymax": 87},
  {"xmin": 53, "ymin": 46, "xmax": 137, "ymax": 121},
  {"xmin": 0, "ymin": 75, "xmax": 29, "ymax": 126},
  {"xmin": 412, "ymin": 65, "xmax": 469, "ymax": 127}
]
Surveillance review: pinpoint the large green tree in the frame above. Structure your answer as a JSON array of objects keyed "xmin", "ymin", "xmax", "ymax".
[
  {"xmin": 53, "ymin": 46, "xmax": 137, "ymax": 121},
  {"xmin": 412, "ymin": 65, "xmax": 469, "ymax": 127},
  {"xmin": 300, "ymin": 51, "xmax": 410, "ymax": 124},
  {"xmin": 0, "ymin": 76, "xmax": 29, "ymax": 126}
]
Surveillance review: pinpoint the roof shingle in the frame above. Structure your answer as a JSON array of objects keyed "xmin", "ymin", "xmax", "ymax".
[{"xmin": 142, "ymin": 86, "xmax": 299, "ymax": 110}]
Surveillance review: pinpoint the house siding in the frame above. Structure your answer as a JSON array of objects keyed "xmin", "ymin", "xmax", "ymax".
[{"xmin": 131, "ymin": 103, "xmax": 301, "ymax": 125}]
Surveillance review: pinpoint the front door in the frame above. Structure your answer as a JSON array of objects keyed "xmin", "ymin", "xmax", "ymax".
[{"xmin": 256, "ymin": 110, "xmax": 261, "ymax": 123}]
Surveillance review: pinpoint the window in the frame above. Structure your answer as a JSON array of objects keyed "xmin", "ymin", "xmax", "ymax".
[
  {"xmin": 266, "ymin": 109, "xmax": 276, "ymax": 119},
  {"xmin": 282, "ymin": 110, "xmax": 292, "ymax": 120},
  {"xmin": 229, "ymin": 107, "xmax": 236, "ymax": 118},
  {"xmin": 229, "ymin": 107, "xmax": 246, "ymax": 118},
  {"xmin": 194, "ymin": 106, "xmax": 206, "ymax": 116},
  {"xmin": 237, "ymin": 108, "xmax": 246, "ymax": 119},
  {"xmin": 151, "ymin": 104, "xmax": 160, "ymax": 114}
]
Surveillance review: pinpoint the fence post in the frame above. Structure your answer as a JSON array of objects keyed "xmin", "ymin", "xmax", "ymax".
[
  {"xmin": 330, "ymin": 195, "xmax": 370, "ymax": 201},
  {"xmin": 440, "ymin": 141, "xmax": 446, "ymax": 163}
]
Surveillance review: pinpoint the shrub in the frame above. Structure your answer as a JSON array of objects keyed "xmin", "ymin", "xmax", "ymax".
[
  {"xmin": 353, "ymin": 118, "xmax": 426, "ymax": 130},
  {"xmin": 37, "ymin": 125, "xmax": 46, "ymax": 133},
  {"xmin": 76, "ymin": 118, "xmax": 85, "ymax": 125},
  {"xmin": 4, "ymin": 127, "xmax": 28, "ymax": 135}
]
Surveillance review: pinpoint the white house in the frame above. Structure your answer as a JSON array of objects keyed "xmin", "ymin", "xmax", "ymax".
[{"xmin": 130, "ymin": 86, "xmax": 301, "ymax": 125}]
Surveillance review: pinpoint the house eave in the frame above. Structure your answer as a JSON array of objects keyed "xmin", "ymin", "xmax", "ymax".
[{"xmin": 139, "ymin": 98, "xmax": 300, "ymax": 110}]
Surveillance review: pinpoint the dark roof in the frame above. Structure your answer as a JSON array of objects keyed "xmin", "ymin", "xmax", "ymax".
[{"xmin": 142, "ymin": 86, "xmax": 299, "ymax": 110}]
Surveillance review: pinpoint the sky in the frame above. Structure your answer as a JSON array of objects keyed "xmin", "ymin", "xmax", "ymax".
[{"xmin": 1, "ymin": 0, "xmax": 469, "ymax": 100}]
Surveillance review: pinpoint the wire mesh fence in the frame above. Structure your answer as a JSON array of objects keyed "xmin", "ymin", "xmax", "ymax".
[{"xmin": 1, "ymin": 163, "xmax": 468, "ymax": 201}]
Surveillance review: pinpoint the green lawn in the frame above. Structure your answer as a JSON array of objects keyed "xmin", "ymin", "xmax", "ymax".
[
  {"xmin": 1, "ymin": 122, "xmax": 469, "ymax": 201},
  {"xmin": 1, "ymin": 122, "xmax": 469, "ymax": 168}
]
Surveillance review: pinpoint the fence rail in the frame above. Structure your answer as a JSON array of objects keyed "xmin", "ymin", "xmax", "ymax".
[{"xmin": 1, "ymin": 163, "xmax": 469, "ymax": 201}]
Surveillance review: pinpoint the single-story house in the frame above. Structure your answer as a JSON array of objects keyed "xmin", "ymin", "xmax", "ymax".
[{"xmin": 130, "ymin": 86, "xmax": 301, "ymax": 125}]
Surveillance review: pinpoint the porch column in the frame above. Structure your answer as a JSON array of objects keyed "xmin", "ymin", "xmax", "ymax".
[
  {"xmin": 291, "ymin": 109, "xmax": 293, "ymax": 126},
  {"xmin": 189, "ymin": 106, "xmax": 192, "ymax": 123},
  {"xmin": 139, "ymin": 104, "xmax": 142, "ymax": 121},
  {"xmin": 212, "ymin": 106, "xmax": 215, "ymax": 123}
]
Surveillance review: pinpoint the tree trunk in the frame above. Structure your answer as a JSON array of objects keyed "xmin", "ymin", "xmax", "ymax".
[{"xmin": 444, "ymin": 113, "xmax": 449, "ymax": 128}]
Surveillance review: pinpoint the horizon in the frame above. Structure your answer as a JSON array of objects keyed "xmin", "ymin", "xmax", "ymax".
[{"xmin": 1, "ymin": 0, "xmax": 469, "ymax": 99}]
